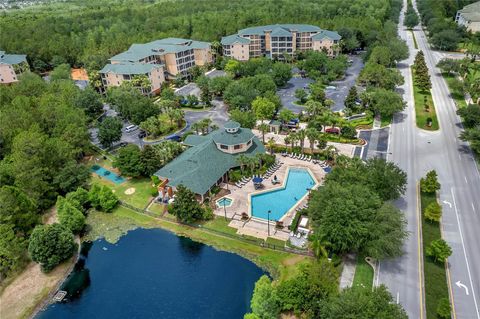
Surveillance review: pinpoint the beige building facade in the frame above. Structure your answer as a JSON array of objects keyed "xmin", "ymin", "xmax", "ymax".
[
  {"xmin": 456, "ymin": 1, "xmax": 480, "ymax": 33},
  {"xmin": 221, "ymin": 24, "xmax": 341, "ymax": 61},
  {"xmin": 102, "ymin": 37, "xmax": 213, "ymax": 94},
  {"xmin": 100, "ymin": 63, "xmax": 165, "ymax": 95}
]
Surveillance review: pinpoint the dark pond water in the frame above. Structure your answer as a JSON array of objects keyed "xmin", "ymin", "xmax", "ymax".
[{"xmin": 37, "ymin": 228, "xmax": 265, "ymax": 319}]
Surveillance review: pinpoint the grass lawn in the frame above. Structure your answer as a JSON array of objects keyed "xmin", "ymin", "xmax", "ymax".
[
  {"xmin": 322, "ymin": 133, "xmax": 361, "ymax": 144},
  {"xmin": 266, "ymin": 237, "xmax": 286, "ymax": 248},
  {"xmin": 147, "ymin": 202, "xmax": 166, "ymax": 216},
  {"xmin": 352, "ymin": 255, "xmax": 374, "ymax": 290},
  {"xmin": 441, "ymin": 73, "xmax": 467, "ymax": 109},
  {"xmin": 86, "ymin": 206, "xmax": 311, "ymax": 281},
  {"xmin": 349, "ymin": 116, "xmax": 373, "ymax": 129},
  {"xmin": 412, "ymin": 67, "xmax": 439, "ymax": 130},
  {"xmin": 202, "ymin": 217, "xmax": 238, "ymax": 236},
  {"xmin": 421, "ymin": 191, "xmax": 450, "ymax": 319}
]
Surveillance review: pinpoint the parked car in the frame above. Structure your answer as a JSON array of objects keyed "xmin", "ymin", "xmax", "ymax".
[
  {"xmin": 138, "ymin": 130, "xmax": 147, "ymax": 138},
  {"xmin": 325, "ymin": 127, "xmax": 340, "ymax": 134},
  {"xmin": 125, "ymin": 125, "xmax": 138, "ymax": 133},
  {"xmin": 166, "ymin": 135, "xmax": 181, "ymax": 142},
  {"xmin": 325, "ymin": 86, "xmax": 336, "ymax": 90}
]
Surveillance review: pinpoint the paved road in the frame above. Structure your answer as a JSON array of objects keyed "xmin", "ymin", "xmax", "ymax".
[
  {"xmin": 411, "ymin": 1, "xmax": 480, "ymax": 317},
  {"xmin": 377, "ymin": 1, "xmax": 480, "ymax": 318},
  {"xmin": 375, "ymin": 3, "xmax": 422, "ymax": 317},
  {"xmin": 356, "ymin": 127, "xmax": 390, "ymax": 160}
]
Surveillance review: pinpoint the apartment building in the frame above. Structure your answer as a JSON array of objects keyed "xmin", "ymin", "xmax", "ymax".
[
  {"xmin": 101, "ymin": 38, "xmax": 213, "ymax": 94},
  {"xmin": 456, "ymin": 1, "xmax": 480, "ymax": 33},
  {"xmin": 99, "ymin": 63, "xmax": 165, "ymax": 95},
  {"xmin": 0, "ymin": 51, "xmax": 29, "ymax": 84},
  {"xmin": 221, "ymin": 24, "xmax": 341, "ymax": 61}
]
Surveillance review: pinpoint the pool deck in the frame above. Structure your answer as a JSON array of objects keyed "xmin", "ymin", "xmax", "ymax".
[{"xmin": 213, "ymin": 154, "xmax": 326, "ymax": 241}]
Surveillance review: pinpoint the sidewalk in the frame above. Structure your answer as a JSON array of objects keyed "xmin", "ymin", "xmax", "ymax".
[{"xmin": 339, "ymin": 253, "xmax": 357, "ymax": 289}]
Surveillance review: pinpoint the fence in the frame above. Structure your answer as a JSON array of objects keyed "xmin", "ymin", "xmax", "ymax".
[{"xmin": 118, "ymin": 201, "xmax": 312, "ymax": 257}]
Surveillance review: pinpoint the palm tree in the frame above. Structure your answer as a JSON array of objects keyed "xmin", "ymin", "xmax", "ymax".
[
  {"xmin": 170, "ymin": 109, "xmax": 184, "ymax": 128},
  {"xmin": 210, "ymin": 124, "xmax": 219, "ymax": 131},
  {"xmin": 200, "ymin": 118, "xmax": 212, "ymax": 134},
  {"xmin": 296, "ymin": 129, "xmax": 306, "ymax": 153},
  {"xmin": 247, "ymin": 156, "xmax": 257, "ymax": 174},
  {"xmin": 267, "ymin": 137, "xmax": 276, "ymax": 154},
  {"xmin": 258, "ymin": 123, "xmax": 270, "ymax": 143},
  {"xmin": 237, "ymin": 154, "xmax": 249, "ymax": 174},
  {"xmin": 311, "ymin": 234, "xmax": 331, "ymax": 259},
  {"xmin": 287, "ymin": 132, "xmax": 297, "ymax": 150},
  {"xmin": 284, "ymin": 135, "xmax": 291, "ymax": 151},
  {"xmin": 325, "ymin": 145, "xmax": 338, "ymax": 163},
  {"xmin": 191, "ymin": 122, "xmax": 201, "ymax": 135},
  {"xmin": 306, "ymin": 128, "xmax": 318, "ymax": 154},
  {"xmin": 305, "ymin": 100, "xmax": 324, "ymax": 117}
]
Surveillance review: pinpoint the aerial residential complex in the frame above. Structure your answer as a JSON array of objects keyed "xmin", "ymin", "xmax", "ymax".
[
  {"xmin": 0, "ymin": 51, "xmax": 29, "ymax": 84},
  {"xmin": 100, "ymin": 38, "xmax": 213, "ymax": 94},
  {"xmin": 221, "ymin": 24, "xmax": 341, "ymax": 61},
  {"xmin": 155, "ymin": 121, "xmax": 265, "ymax": 201},
  {"xmin": 455, "ymin": 1, "xmax": 480, "ymax": 33}
]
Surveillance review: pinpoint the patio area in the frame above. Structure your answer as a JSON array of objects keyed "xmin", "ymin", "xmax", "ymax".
[{"xmin": 213, "ymin": 154, "xmax": 326, "ymax": 241}]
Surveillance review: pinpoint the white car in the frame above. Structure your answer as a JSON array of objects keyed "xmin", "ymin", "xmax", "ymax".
[
  {"xmin": 125, "ymin": 125, "xmax": 138, "ymax": 133},
  {"xmin": 326, "ymin": 85, "xmax": 336, "ymax": 90}
]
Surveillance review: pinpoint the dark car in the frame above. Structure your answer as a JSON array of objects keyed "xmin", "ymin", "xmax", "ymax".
[
  {"xmin": 166, "ymin": 135, "xmax": 181, "ymax": 142},
  {"xmin": 138, "ymin": 130, "xmax": 147, "ymax": 138}
]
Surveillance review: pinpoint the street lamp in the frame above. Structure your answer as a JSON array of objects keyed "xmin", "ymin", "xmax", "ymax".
[
  {"xmin": 267, "ymin": 210, "xmax": 271, "ymax": 236},
  {"xmin": 223, "ymin": 201, "xmax": 227, "ymax": 221}
]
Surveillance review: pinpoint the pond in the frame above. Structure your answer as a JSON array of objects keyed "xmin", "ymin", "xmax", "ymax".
[{"xmin": 37, "ymin": 228, "xmax": 265, "ymax": 319}]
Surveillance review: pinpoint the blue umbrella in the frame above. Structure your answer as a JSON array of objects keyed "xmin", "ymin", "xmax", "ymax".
[{"xmin": 253, "ymin": 177, "xmax": 263, "ymax": 184}]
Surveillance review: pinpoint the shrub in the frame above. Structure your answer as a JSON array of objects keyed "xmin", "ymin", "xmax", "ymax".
[
  {"xmin": 203, "ymin": 206, "xmax": 214, "ymax": 220},
  {"xmin": 57, "ymin": 196, "xmax": 86, "ymax": 234},
  {"xmin": 426, "ymin": 239, "xmax": 452, "ymax": 263},
  {"xmin": 28, "ymin": 223, "xmax": 77, "ymax": 272},
  {"xmin": 88, "ymin": 184, "xmax": 119, "ymax": 212},
  {"xmin": 420, "ymin": 170, "xmax": 441, "ymax": 193},
  {"xmin": 424, "ymin": 202, "xmax": 442, "ymax": 223},
  {"xmin": 436, "ymin": 298, "xmax": 452, "ymax": 319},
  {"xmin": 150, "ymin": 186, "xmax": 159, "ymax": 197},
  {"xmin": 229, "ymin": 170, "xmax": 242, "ymax": 183},
  {"xmin": 151, "ymin": 175, "xmax": 160, "ymax": 186},
  {"xmin": 289, "ymin": 210, "xmax": 303, "ymax": 231},
  {"xmin": 66, "ymin": 187, "xmax": 90, "ymax": 213}
]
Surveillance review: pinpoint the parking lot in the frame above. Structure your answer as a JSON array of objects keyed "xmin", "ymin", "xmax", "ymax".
[{"xmin": 278, "ymin": 54, "xmax": 364, "ymax": 114}]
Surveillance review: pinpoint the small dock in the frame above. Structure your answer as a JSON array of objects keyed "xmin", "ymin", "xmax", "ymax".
[{"xmin": 53, "ymin": 290, "xmax": 67, "ymax": 302}]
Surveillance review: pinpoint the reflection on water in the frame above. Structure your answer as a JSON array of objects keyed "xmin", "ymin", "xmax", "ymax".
[{"xmin": 37, "ymin": 228, "xmax": 265, "ymax": 319}]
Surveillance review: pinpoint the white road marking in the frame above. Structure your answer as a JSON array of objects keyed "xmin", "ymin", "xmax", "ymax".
[
  {"xmin": 397, "ymin": 292, "xmax": 400, "ymax": 304},
  {"xmin": 472, "ymin": 203, "xmax": 476, "ymax": 212},
  {"xmin": 465, "ymin": 176, "xmax": 468, "ymax": 184},
  {"xmin": 451, "ymin": 188, "xmax": 480, "ymax": 318},
  {"xmin": 456, "ymin": 281, "xmax": 470, "ymax": 296},
  {"xmin": 443, "ymin": 200, "xmax": 452, "ymax": 208}
]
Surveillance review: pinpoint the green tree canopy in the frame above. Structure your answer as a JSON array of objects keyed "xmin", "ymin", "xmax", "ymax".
[
  {"xmin": 56, "ymin": 196, "xmax": 86, "ymax": 234},
  {"xmin": 169, "ymin": 185, "xmax": 206, "ymax": 223},
  {"xmin": 114, "ymin": 144, "xmax": 143, "ymax": 177},
  {"xmin": 28, "ymin": 223, "xmax": 77, "ymax": 272},
  {"xmin": 97, "ymin": 117, "xmax": 123, "ymax": 148},
  {"xmin": 426, "ymin": 239, "xmax": 452, "ymax": 263},
  {"xmin": 320, "ymin": 285, "xmax": 408, "ymax": 318},
  {"xmin": 249, "ymin": 275, "xmax": 281, "ymax": 319},
  {"xmin": 252, "ymin": 96, "xmax": 276, "ymax": 120},
  {"xmin": 420, "ymin": 170, "xmax": 441, "ymax": 193},
  {"xmin": 88, "ymin": 184, "xmax": 119, "ymax": 212}
]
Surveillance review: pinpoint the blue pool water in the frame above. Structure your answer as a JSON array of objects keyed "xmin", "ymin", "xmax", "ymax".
[
  {"xmin": 216, "ymin": 197, "xmax": 233, "ymax": 207},
  {"xmin": 251, "ymin": 168, "xmax": 316, "ymax": 220},
  {"xmin": 91, "ymin": 166, "xmax": 125, "ymax": 184},
  {"xmin": 36, "ymin": 228, "xmax": 264, "ymax": 319}
]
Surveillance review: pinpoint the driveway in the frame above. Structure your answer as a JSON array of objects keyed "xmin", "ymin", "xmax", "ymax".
[{"xmin": 355, "ymin": 127, "xmax": 390, "ymax": 161}]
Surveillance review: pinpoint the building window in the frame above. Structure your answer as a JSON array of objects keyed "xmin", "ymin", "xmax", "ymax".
[
  {"xmin": 247, "ymin": 139, "xmax": 252, "ymax": 146},
  {"xmin": 220, "ymin": 144, "xmax": 228, "ymax": 150},
  {"xmin": 234, "ymin": 144, "xmax": 241, "ymax": 150}
]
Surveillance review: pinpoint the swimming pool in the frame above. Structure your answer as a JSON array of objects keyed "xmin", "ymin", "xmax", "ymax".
[
  {"xmin": 216, "ymin": 197, "xmax": 233, "ymax": 208},
  {"xmin": 91, "ymin": 165, "xmax": 125, "ymax": 184},
  {"xmin": 250, "ymin": 168, "xmax": 316, "ymax": 221}
]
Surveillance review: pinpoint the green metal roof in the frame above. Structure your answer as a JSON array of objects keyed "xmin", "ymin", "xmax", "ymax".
[
  {"xmin": 221, "ymin": 34, "xmax": 251, "ymax": 45},
  {"xmin": 238, "ymin": 24, "xmax": 322, "ymax": 36},
  {"xmin": 269, "ymin": 120, "xmax": 282, "ymax": 126},
  {"xmin": 213, "ymin": 128, "xmax": 254, "ymax": 146},
  {"xmin": 183, "ymin": 134, "xmax": 208, "ymax": 146},
  {"xmin": 0, "ymin": 51, "xmax": 27, "ymax": 65},
  {"xmin": 109, "ymin": 38, "xmax": 211, "ymax": 63},
  {"xmin": 311, "ymin": 30, "xmax": 341, "ymax": 41},
  {"xmin": 155, "ymin": 128, "xmax": 265, "ymax": 195},
  {"xmin": 270, "ymin": 27, "xmax": 293, "ymax": 37},
  {"xmin": 224, "ymin": 121, "xmax": 241, "ymax": 129},
  {"xmin": 99, "ymin": 63, "xmax": 163, "ymax": 75}
]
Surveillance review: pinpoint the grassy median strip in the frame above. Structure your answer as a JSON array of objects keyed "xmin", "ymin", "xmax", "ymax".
[
  {"xmin": 412, "ymin": 67, "xmax": 439, "ymax": 130},
  {"xmin": 411, "ymin": 30, "xmax": 418, "ymax": 49},
  {"xmin": 441, "ymin": 72, "xmax": 467, "ymax": 109},
  {"xmin": 420, "ymin": 191, "xmax": 450, "ymax": 319}
]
